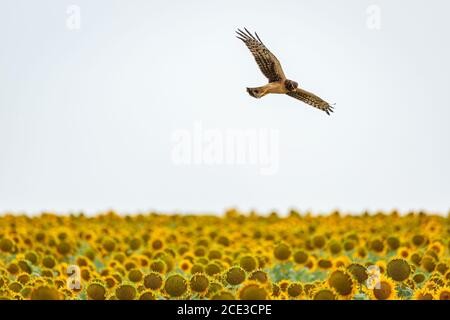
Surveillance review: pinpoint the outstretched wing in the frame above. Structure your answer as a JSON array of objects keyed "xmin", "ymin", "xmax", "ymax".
[
  {"xmin": 236, "ymin": 28, "xmax": 286, "ymax": 82},
  {"xmin": 286, "ymin": 87, "xmax": 334, "ymax": 115}
]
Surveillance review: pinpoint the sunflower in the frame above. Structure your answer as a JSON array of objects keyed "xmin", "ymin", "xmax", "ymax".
[
  {"xmin": 375, "ymin": 261, "xmax": 387, "ymax": 274},
  {"xmin": 398, "ymin": 247, "xmax": 411, "ymax": 259},
  {"xmin": 436, "ymin": 263, "xmax": 449, "ymax": 275},
  {"xmin": 347, "ymin": 263, "xmax": 368, "ymax": 284},
  {"xmin": 239, "ymin": 255, "xmax": 258, "ymax": 272},
  {"xmin": 127, "ymin": 269, "xmax": 143, "ymax": 283},
  {"xmin": 205, "ymin": 280, "xmax": 222, "ymax": 297},
  {"xmin": 333, "ymin": 256, "xmax": 351, "ymax": 269},
  {"xmin": 0, "ymin": 237, "xmax": 14, "ymax": 253},
  {"xmin": 104, "ymin": 276, "xmax": 117, "ymax": 289},
  {"xmin": 205, "ymin": 263, "xmax": 222, "ymax": 277},
  {"xmin": 237, "ymin": 281, "xmax": 269, "ymax": 300},
  {"xmin": 304, "ymin": 256, "xmax": 317, "ymax": 271},
  {"xmin": 278, "ymin": 280, "xmax": 290, "ymax": 292},
  {"xmin": 293, "ymin": 250, "xmax": 308, "ymax": 265},
  {"xmin": 386, "ymin": 236, "xmax": 400, "ymax": 251},
  {"xmin": 189, "ymin": 273, "xmax": 209, "ymax": 294},
  {"xmin": 141, "ymin": 273, "xmax": 162, "ymax": 292},
  {"xmin": 409, "ymin": 252, "xmax": 422, "ymax": 266},
  {"xmin": 115, "ymin": 283, "xmax": 137, "ymax": 300},
  {"xmin": 356, "ymin": 247, "xmax": 367, "ymax": 259},
  {"xmin": 287, "ymin": 282, "xmax": 303, "ymax": 299},
  {"xmin": 429, "ymin": 241, "xmax": 444, "ymax": 257},
  {"xmin": 8, "ymin": 282, "xmax": 23, "ymax": 293},
  {"xmin": 16, "ymin": 273, "xmax": 31, "ymax": 285},
  {"xmin": 224, "ymin": 266, "xmax": 246, "ymax": 286},
  {"xmin": 86, "ymin": 280, "xmax": 107, "ymax": 300},
  {"xmin": 211, "ymin": 290, "xmax": 235, "ymax": 300},
  {"xmin": 303, "ymin": 282, "xmax": 318, "ymax": 298},
  {"xmin": 411, "ymin": 234, "xmax": 426, "ymax": 247},
  {"xmin": 164, "ymin": 274, "xmax": 188, "ymax": 298},
  {"xmin": 312, "ymin": 235, "xmax": 326, "ymax": 249},
  {"xmin": 273, "ymin": 243, "xmax": 291, "ymax": 261},
  {"xmin": 327, "ymin": 269, "xmax": 357, "ymax": 298},
  {"xmin": 150, "ymin": 259, "xmax": 167, "ymax": 274},
  {"xmin": 413, "ymin": 288, "xmax": 434, "ymax": 300},
  {"xmin": 421, "ymin": 256, "xmax": 437, "ymax": 272},
  {"xmin": 386, "ymin": 259, "xmax": 411, "ymax": 282},
  {"xmin": 328, "ymin": 240, "xmax": 342, "ymax": 255},
  {"xmin": 412, "ymin": 273, "xmax": 426, "ymax": 284},
  {"xmin": 434, "ymin": 287, "xmax": 450, "ymax": 300},
  {"xmin": 139, "ymin": 290, "xmax": 156, "ymax": 300},
  {"xmin": 369, "ymin": 239, "xmax": 385, "ymax": 254},
  {"xmin": 30, "ymin": 286, "xmax": 63, "ymax": 300},
  {"xmin": 317, "ymin": 258, "xmax": 333, "ymax": 270},
  {"xmin": 311, "ymin": 285, "xmax": 339, "ymax": 300},
  {"xmin": 248, "ymin": 270, "xmax": 269, "ymax": 284},
  {"xmin": 270, "ymin": 283, "xmax": 281, "ymax": 298},
  {"xmin": 366, "ymin": 275, "xmax": 397, "ymax": 300}
]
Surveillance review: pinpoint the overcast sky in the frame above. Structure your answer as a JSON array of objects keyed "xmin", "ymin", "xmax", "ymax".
[{"xmin": 1, "ymin": 0, "xmax": 449, "ymax": 215}]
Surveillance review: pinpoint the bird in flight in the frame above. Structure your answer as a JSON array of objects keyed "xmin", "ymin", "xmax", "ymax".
[{"xmin": 236, "ymin": 28, "xmax": 334, "ymax": 115}]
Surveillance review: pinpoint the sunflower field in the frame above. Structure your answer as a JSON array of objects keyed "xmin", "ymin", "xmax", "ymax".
[{"xmin": 0, "ymin": 210, "xmax": 449, "ymax": 300}]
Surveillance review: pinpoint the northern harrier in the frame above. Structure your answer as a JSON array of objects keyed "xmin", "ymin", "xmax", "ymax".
[{"xmin": 236, "ymin": 28, "xmax": 334, "ymax": 115}]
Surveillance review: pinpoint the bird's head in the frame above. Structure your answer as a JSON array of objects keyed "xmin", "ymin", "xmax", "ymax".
[{"xmin": 284, "ymin": 79, "xmax": 298, "ymax": 91}]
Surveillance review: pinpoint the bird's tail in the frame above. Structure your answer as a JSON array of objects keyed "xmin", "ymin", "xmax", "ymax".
[{"xmin": 246, "ymin": 86, "xmax": 265, "ymax": 98}]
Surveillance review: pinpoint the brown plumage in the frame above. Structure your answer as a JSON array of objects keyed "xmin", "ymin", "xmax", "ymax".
[{"xmin": 236, "ymin": 28, "xmax": 334, "ymax": 115}]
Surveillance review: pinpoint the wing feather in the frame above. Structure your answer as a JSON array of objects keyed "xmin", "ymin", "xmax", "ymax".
[
  {"xmin": 286, "ymin": 88, "xmax": 334, "ymax": 115},
  {"xmin": 236, "ymin": 28, "xmax": 286, "ymax": 82}
]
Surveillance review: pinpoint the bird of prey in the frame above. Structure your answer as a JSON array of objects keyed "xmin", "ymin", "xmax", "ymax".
[{"xmin": 236, "ymin": 28, "xmax": 334, "ymax": 115}]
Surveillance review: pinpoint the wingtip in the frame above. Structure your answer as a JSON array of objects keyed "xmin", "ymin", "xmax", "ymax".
[
  {"xmin": 326, "ymin": 103, "xmax": 335, "ymax": 115},
  {"xmin": 236, "ymin": 28, "xmax": 263, "ymax": 44},
  {"xmin": 236, "ymin": 29, "xmax": 248, "ymax": 40},
  {"xmin": 255, "ymin": 32, "xmax": 263, "ymax": 43},
  {"xmin": 244, "ymin": 27, "xmax": 256, "ymax": 40}
]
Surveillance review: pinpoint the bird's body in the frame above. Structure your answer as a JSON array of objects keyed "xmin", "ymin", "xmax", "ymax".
[
  {"xmin": 236, "ymin": 28, "xmax": 334, "ymax": 115},
  {"xmin": 246, "ymin": 81, "xmax": 289, "ymax": 98}
]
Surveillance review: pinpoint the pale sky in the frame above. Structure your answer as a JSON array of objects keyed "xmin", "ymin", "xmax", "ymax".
[{"xmin": 1, "ymin": 0, "xmax": 449, "ymax": 215}]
